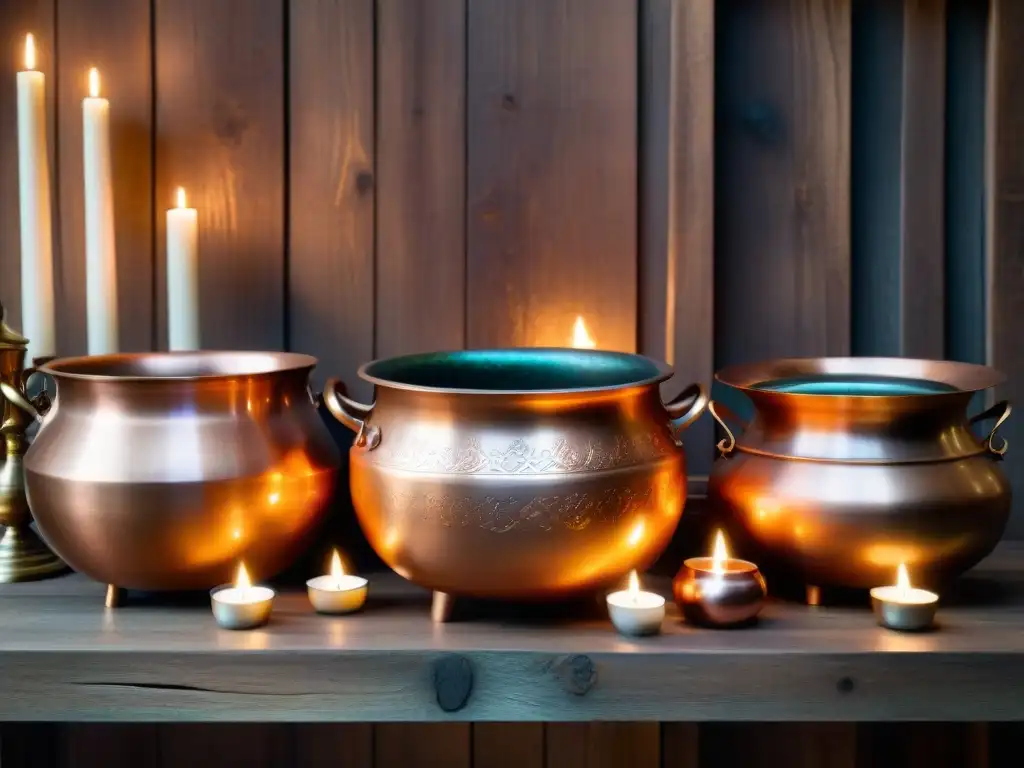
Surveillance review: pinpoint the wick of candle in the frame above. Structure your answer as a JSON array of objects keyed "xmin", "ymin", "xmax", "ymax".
[
  {"xmin": 235, "ymin": 561, "xmax": 252, "ymax": 600},
  {"xmin": 711, "ymin": 530, "xmax": 729, "ymax": 575},
  {"xmin": 627, "ymin": 570, "xmax": 640, "ymax": 606},
  {"xmin": 330, "ymin": 550, "xmax": 345, "ymax": 591}
]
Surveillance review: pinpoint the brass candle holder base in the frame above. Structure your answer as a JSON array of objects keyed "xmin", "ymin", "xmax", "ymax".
[
  {"xmin": 0, "ymin": 522, "xmax": 68, "ymax": 583},
  {"xmin": 0, "ymin": 303, "xmax": 67, "ymax": 583}
]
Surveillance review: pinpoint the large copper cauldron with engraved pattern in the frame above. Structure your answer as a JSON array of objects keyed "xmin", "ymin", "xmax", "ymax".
[
  {"xmin": 325, "ymin": 349, "xmax": 706, "ymax": 601},
  {"xmin": 4, "ymin": 352, "xmax": 340, "ymax": 591},
  {"xmin": 708, "ymin": 357, "xmax": 1012, "ymax": 591}
]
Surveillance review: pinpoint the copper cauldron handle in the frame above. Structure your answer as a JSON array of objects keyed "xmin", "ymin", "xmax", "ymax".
[
  {"xmin": 0, "ymin": 374, "xmax": 51, "ymax": 426},
  {"xmin": 708, "ymin": 400, "xmax": 749, "ymax": 458},
  {"xmin": 969, "ymin": 400, "xmax": 1012, "ymax": 457},
  {"xmin": 323, "ymin": 378, "xmax": 380, "ymax": 450},
  {"xmin": 665, "ymin": 383, "xmax": 708, "ymax": 440}
]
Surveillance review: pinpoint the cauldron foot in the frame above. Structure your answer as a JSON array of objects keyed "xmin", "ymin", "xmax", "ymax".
[
  {"xmin": 431, "ymin": 591, "xmax": 456, "ymax": 623},
  {"xmin": 806, "ymin": 585, "xmax": 822, "ymax": 606},
  {"xmin": 105, "ymin": 584, "xmax": 126, "ymax": 608}
]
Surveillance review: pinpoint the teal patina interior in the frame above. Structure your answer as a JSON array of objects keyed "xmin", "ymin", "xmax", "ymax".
[
  {"xmin": 364, "ymin": 349, "xmax": 663, "ymax": 391},
  {"xmin": 751, "ymin": 374, "xmax": 960, "ymax": 396}
]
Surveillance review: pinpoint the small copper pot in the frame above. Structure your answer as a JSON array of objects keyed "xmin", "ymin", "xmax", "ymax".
[
  {"xmin": 707, "ymin": 357, "xmax": 1012, "ymax": 589},
  {"xmin": 8, "ymin": 352, "xmax": 340, "ymax": 591},
  {"xmin": 325, "ymin": 348, "xmax": 707, "ymax": 600}
]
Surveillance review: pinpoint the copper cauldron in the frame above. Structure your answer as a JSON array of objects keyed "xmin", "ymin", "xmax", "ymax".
[
  {"xmin": 324, "ymin": 348, "xmax": 707, "ymax": 605},
  {"xmin": 707, "ymin": 357, "xmax": 1012, "ymax": 590},
  {"xmin": 2, "ymin": 352, "xmax": 340, "ymax": 591}
]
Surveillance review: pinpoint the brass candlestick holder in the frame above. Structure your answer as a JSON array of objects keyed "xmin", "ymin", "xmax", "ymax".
[{"xmin": 0, "ymin": 302, "xmax": 66, "ymax": 582}]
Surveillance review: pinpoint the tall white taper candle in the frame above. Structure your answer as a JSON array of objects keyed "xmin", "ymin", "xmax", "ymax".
[
  {"xmin": 166, "ymin": 187, "xmax": 199, "ymax": 350},
  {"xmin": 83, "ymin": 67, "xmax": 118, "ymax": 354},
  {"xmin": 16, "ymin": 34, "xmax": 56, "ymax": 359}
]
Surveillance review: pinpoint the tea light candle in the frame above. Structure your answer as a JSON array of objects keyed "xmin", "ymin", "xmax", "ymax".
[
  {"xmin": 673, "ymin": 530, "xmax": 767, "ymax": 628},
  {"xmin": 870, "ymin": 563, "xmax": 938, "ymax": 632},
  {"xmin": 606, "ymin": 570, "xmax": 665, "ymax": 637},
  {"xmin": 307, "ymin": 550, "xmax": 368, "ymax": 615},
  {"xmin": 210, "ymin": 562, "xmax": 274, "ymax": 630}
]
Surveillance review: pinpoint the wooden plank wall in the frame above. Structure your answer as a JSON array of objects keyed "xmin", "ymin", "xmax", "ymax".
[{"xmin": 0, "ymin": 0, "xmax": 1021, "ymax": 766}]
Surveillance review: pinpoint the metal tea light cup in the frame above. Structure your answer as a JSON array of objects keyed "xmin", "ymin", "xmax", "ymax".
[{"xmin": 674, "ymin": 558, "xmax": 766, "ymax": 628}]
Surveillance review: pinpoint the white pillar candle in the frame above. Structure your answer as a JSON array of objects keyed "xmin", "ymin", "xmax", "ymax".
[
  {"xmin": 83, "ymin": 68, "xmax": 118, "ymax": 354},
  {"xmin": 16, "ymin": 34, "xmax": 56, "ymax": 360},
  {"xmin": 166, "ymin": 187, "xmax": 199, "ymax": 350}
]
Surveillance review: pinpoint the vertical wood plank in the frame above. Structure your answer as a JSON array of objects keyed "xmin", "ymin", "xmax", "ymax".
[
  {"xmin": 158, "ymin": 724, "xmax": 291, "ymax": 768},
  {"xmin": 55, "ymin": 0, "xmax": 153, "ymax": 355},
  {"xmin": 0, "ymin": 723, "xmax": 60, "ymax": 768},
  {"xmin": 472, "ymin": 723, "xmax": 544, "ymax": 768},
  {"xmin": 61, "ymin": 724, "xmax": 158, "ymax": 768},
  {"xmin": 0, "ymin": 0, "xmax": 55, "ymax": 337},
  {"xmin": 546, "ymin": 723, "xmax": 660, "ymax": 768},
  {"xmin": 989, "ymin": 0, "xmax": 1024, "ymax": 538},
  {"xmin": 856, "ymin": 723, "xmax": 986, "ymax": 768},
  {"xmin": 851, "ymin": 0, "xmax": 946, "ymax": 358},
  {"xmin": 640, "ymin": 0, "xmax": 715, "ymax": 475},
  {"xmin": 661, "ymin": 723, "xmax": 700, "ymax": 768},
  {"xmin": 376, "ymin": 0, "xmax": 466, "ymax": 360},
  {"xmin": 701, "ymin": 723, "xmax": 856, "ymax": 768},
  {"xmin": 154, "ymin": 0, "xmax": 285, "ymax": 351},
  {"xmin": 293, "ymin": 724, "xmax": 373, "ymax": 768},
  {"xmin": 374, "ymin": 724, "xmax": 470, "ymax": 768},
  {"xmin": 945, "ymin": 0, "xmax": 989, "ymax": 365},
  {"xmin": 466, "ymin": 0, "xmax": 637, "ymax": 352},
  {"xmin": 289, "ymin": 0, "xmax": 374, "ymax": 395},
  {"xmin": 715, "ymin": 0, "xmax": 852, "ymax": 365}
]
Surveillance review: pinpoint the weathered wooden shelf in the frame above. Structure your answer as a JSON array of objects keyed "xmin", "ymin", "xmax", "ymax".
[{"xmin": 2, "ymin": 544, "xmax": 1024, "ymax": 723}]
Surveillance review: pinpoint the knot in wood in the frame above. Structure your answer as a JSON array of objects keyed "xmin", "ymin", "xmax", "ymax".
[
  {"xmin": 433, "ymin": 654, "xmax": 473, "ymax": 713},
  {"xmin": 355, "ymin": 171, "xmax": 374, "ymax": 196},
  {"xmin": 557, "ymin": 654, "xmax": 597, "ymax": 696}
]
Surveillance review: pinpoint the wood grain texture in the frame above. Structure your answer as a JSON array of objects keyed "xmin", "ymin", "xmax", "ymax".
[
  {"xmin": 702, "ymin": 724, "xmax": 856, "ymax": 768},
  {"xmin": 851, "ymin": 0, "xmax": 945, "ymax": 358},
  {"xmin": 376, "ymin": 0, "xmax": 466, "ymax": 359},
  {"xmin": 154, "ymin": 0, "xmax": 285, "ymax": 351},
  {"xmin": 640, "ymin": 0, "xmax": 715, "ymax": 474},
  {"xmin": 0, "ymin": 0, "xmax": 55, "ymax": 336},
  {"xmin": 292, "ymin": 724, "xmax": 373, "ymax": 768},
  {"xmin": 472, "ymin": 723, "xmax": 543, "ymax": 768},
  {"xmin": 1, "ymin": 544, "xmax": 1024, "ymax": 721},
  {"xmin": 715, "ymin": 0, "xmax": 851, "ymax": 364},
  {"xmin": 988, "ymin": 0, "xmax": 1024, "ymax": 538},
  {"xmin": 158, "ymin": 724, "xmax": 291, "ymax": 768},
  {"xmin": 466, "ymin": 0, "xmax": 637, "ymax": 351},
  {"xmin": 374, "ymin": 724, "xmax": 470, "ymax": 768},
  {"xmin": 61, "ymin": 723, "xmax": 158, "ymax": 768},
  {"xmin": 547, "ymin": 723, "xmax": 660, "ymax": 768},
  {"xmin": 289, "ymin": 0, "xmax": 374, "ymax": 395},
  {"xmin": 55, "ymin": 0, "xmax": 153, "ymax": 355}
]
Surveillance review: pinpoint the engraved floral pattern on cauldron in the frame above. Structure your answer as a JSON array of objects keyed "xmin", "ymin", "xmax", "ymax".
[
  {"xmin": 371, "ymin": 432, "xmax": 677, "ymax": 475},
  {"xmin": 386, "ymin": 482, "xmax": 666, "ymax": 534}
]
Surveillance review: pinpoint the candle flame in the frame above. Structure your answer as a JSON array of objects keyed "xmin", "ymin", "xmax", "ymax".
[
  {"xmin": 896, "ymin": 562, "xmax": 911, "ymax": 592},
  {"xmin": 627, "ymin": 569, "xmax": 640, "ymax": 604},
  {"xmin": 88, "ymin": 67, "xmax": 100, "ymax": 98},
  {"xmin": 571, "ymin": 316, "xmax": 596, "ymax": 349},
  {"xmin": 330, "ymin": 549, "xmax": 345, "ymax": 588},
  {"xmin": 235, "ymin": 562, "xmax": 251, "ymax": 590},
  {"xmin": 176, "ymin": 186, "xmax": 187, "ymax": 209},
  {"xmin": 711, "ymin": 529, "xmax": 729, "ymax": 573},
  {"xmin": 24, "ymin": 34, "xmax": 35, "ymax": 71}
]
